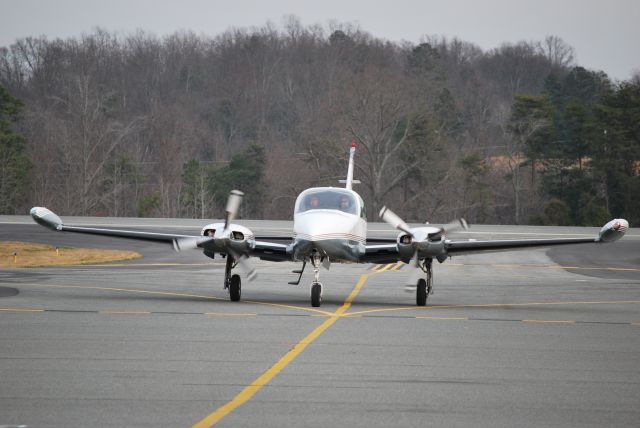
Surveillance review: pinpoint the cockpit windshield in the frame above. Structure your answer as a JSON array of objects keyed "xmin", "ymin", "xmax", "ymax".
[{"xmin": 296, "ymin": 190, "xmax": 358, "ymax": 215}]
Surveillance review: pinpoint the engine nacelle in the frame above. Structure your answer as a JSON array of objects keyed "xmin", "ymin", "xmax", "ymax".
[
  {"xmin": 599, "ymin": 219, "xmax": 629, "ymax": 243},
  {"xmin": 200, "ymin": 222, "xmax": 255, "ymax": 258},
  {"xmin": 396, "ymin": 226, "xmax": 446, "ymax": 262}
]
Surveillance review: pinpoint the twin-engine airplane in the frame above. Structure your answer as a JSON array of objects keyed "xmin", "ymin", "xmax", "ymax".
[{"xmin": 31, "ymin": 144, "xmax": 629, "ymax": 307}]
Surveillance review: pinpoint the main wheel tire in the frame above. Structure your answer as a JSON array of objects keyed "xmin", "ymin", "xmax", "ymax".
[
  {"xmin": 416, "ymin": 278, "xmax": 427, "ymax": 306},
  {"xmin": 311, "ymin": 282, "xmax": 322, "ymax": 307},
  {"xmin": 229, "ymin": 274, "xmax": 241, "ymax": 302}
]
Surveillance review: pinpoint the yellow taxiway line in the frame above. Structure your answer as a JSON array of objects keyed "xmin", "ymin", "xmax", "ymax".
[
  {"xmin": 522, "ymin": 319, "xmax": 576, "ymax": 324},
  {"xmin": 343, "ymin": 299, "xmax": 640, "ymax": 317},
  {"xmin": 0, "ymin": 307, "xmax": 44, "ymax": 313},
  {"xmin": 416, "ymin": 315, "xmax": 468, "ymax": 320},
  {"xmin": 99, "ymin": 310, "xmax": 152, "ymax": 315},
  {"xmin": 16, "ymin": 282, "xmax": 334, "ymax": 317},
  {"xmin": 205, "ymin": 312, "xmax": 258, "ymax": 317},
  {"xmin": 192, "ymin": 274, "xmax": 369, "ymax": 428}
]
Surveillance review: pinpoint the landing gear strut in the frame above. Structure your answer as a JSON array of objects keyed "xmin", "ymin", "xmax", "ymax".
[
  {"xmin": 310, "ymin": 253, "xmax": 323, "ymax": 307},
  {"xmin": 224, "ymin": 254, "xmax": 241, "ymax": 302},
  {"xmin": 416, "ymin": 258, "xmax": 433, "ymax": 306}
]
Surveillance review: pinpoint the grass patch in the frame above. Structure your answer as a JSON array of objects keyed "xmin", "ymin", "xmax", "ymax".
[{"xmin": 0, "ymin": 241, "xmax": 142, "ymax": 268}]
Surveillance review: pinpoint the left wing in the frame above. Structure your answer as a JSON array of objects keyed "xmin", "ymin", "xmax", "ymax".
[
  {"xmin": 362, "ymin": 219, "xmax": 628, "ymax": 263},
  {"xmin": 445, "ymin": 219, "xmax": 628, "ymax": 256},
  {"xmin": 361, "ymin": 243, "xmax": 403, "ymax": 264},
  {"xmin": 444, "ymin": 236, "xmax": 597, "ymax": 256}
]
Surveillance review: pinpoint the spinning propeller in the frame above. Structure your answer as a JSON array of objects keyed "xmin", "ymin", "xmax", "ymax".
[
  {"xmin": 379, "ymin": 206, "xmax": 468, "ymax": 239},
  {"xmin": 174, "ymin": 189, "xmax": 256, "ymax": 281},
  {"xmin": 224, "ymin": 189, "xmax": 244, "ymax": 230},
  {"xmin": 379, "ymin": 206, "xmax": 468, "ymax": 287},
  {"xmin": 223, "ymin": 190, "xmax": 257, "ymax": 281},
  {"xmin": 379, "ymin": 206, "xmax": 413, "ymax": 236}
]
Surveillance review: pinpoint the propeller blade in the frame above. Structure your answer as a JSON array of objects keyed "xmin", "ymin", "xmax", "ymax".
[
  {"xmin": 429, "ymin": 218, "xmax": 469, "ymax": 240},
  {"xmin": 237, "ymin": 255, "xmax": 257, "ymax": 281},
  {"xmin": 379, "ymin": 206, "xmax": 413, "ymax": 236},
  {"xmin": 224, "ymin": 190, "xmax": 244, "ymax": 230},
  {"xmin": 405, "ymin": 261, "xmax": 423, "ymax": 292},
  {"xmin": 442, "ymin": 218, "xmax": 469, "ymax": 234},
  {"xmin": 173, "ymin": 237, "xmax": 208, "ymax": 252},
  {"xmin": 228, "ymin": 249, "xmax": 257, "ymax": 281}
]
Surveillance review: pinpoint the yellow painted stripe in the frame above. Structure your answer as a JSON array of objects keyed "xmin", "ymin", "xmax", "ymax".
[
  {"xmin": 440, "ymin": 263, "xmax": 640, "ymax": 272},
  {"xmin": 19, "ymin": 283, "xmax": 335, "ymax": 317},
  {"xmin": 19, "ymin": 282, "xmax": 226, "ymax": 301},
  {"xmin": 0, "ymin": 308, "xmax": 44, "ymax": 313},
  {"xmin": 390, "ymin": 262, "xmax": 404, "ymax": 271},
  {"xmin": 70, "ymin": 262, "xmax": 217, "ymax": 267},
  {"xmin": 376, "ymin": 264, "xmax": 393, "ymax": 273},
  {"xmin": 345, "ymin": 299, "xmax": 640, "ymax": 317},
  {"xmin": 192, "ymin": 274, "xmax": 368, "ymax": 428},
  {"xmin": 522, "ymin": 319, "xmax": 576, "ymax": 324},
  {"xmin": 99, "ymin": 310, "xmax": 151, "ymax": 315},
  {"xmin": 205, "ymin": 312, "xmax": 257, "ymax": 317},
  {"xmin": 416, "ymin": 316, "xmax": 468, "ymax": 320},
  {"xmin": 243, "ymin": 300, "xmax": 333, "ymax": 317}
]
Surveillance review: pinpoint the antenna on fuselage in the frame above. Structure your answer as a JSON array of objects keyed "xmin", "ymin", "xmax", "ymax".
[{"xmin": 339, "ymin": 142, "xmax": 360, "ymax": 190}]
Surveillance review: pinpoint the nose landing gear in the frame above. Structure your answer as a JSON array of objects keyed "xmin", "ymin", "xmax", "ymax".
[
  {"xmin": 416, "ymin": 258, "xmax": 433, "ymax": 306},
  {"xmin": 223, "ymin": 255, "xmax": 241, "ymax": 302},
  {"xmin": 310, "ymin": 253, "xmax": 323, "ymax": 307}
]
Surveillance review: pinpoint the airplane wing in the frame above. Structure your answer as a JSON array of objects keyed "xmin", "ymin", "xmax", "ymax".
[
  {"xmin": 31, "ymin": 207, "xmax": 294, "ymax": 260},
  {"xmin": 30, "ymin": 207, "xmax": 209, "ymax": 250},
  {"xmin": 361, "ymin": 244, "xmax": 403, "ymax": 264},
  {"xmin": 444, "ymin": 236, "xmax": 597, "ymax": 256},
  {"xmin": 250, "ymin": 240, "xmax": 290, "ymax": 261},
  {"xmin": 362, "ymin": 219, "xmax": 628, "ymax": 262},
  {"xmin": 362, "ymin": 236, "xmax": 602, "ymax": 262}
]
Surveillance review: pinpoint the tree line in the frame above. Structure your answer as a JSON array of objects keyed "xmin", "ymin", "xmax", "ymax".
[{"xmin": 0, "ymin": 19, "xmax": 638, "ymax": 225}]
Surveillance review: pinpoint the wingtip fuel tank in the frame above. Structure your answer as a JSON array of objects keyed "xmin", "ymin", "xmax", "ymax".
[
  {"xmin": 599, "ymin": 219, "xmax": 629, "ymax": 242},
  {"xmin": 30, "ymin": 207, "xmax": 63, "ymax": 231}
]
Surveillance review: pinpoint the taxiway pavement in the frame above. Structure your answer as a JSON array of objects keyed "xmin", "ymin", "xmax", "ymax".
[{"xmin": 0, "ymin": 216, "xmax": 638, "ymax": 427}]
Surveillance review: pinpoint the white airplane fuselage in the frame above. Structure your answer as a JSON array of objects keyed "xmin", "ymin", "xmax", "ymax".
[{"xmin": 291, "ymin": 187, "xmax": 367, "ymax": 263}]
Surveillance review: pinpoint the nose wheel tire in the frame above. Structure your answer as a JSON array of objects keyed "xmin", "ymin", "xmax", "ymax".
[
  {"xmin": 311, "ymin": 282, "xmax": 323, "ymax": 307},
  {"xmin": 416, "ymin": 278, "xmax": 427, "ymax": 306},
  {"xmin": 229, "ymin": 274, "xmax": 241, "ymax": 302}
]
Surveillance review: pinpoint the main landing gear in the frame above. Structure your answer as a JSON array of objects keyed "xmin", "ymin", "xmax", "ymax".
[
  {"xmin": 223, "ymin": 255, "xmax": 241, "ymax": 302},
  {"xmin": 415, "ymin": 258, "xmax": 433, "ymax": 306},
  {"xmin": 310, "ymin": 253, "xmax": 323, "ymax": 307}
]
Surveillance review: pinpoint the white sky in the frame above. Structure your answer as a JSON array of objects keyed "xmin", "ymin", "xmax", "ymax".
[{"xmin": 1, "ymin": 0, "xmax": 638, "ymax": 80}]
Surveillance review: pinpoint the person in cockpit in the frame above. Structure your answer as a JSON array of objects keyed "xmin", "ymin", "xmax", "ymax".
[
  {"xmin": 309, "ymin": 195, "xmax": 320, "ymax": 209},
  {"xmin": 338, "ymin": 195, "xmax": 351, "ymax": 212}
]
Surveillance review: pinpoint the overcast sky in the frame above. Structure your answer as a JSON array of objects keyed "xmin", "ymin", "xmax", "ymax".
[{"xmin": 1, "ymin": 0, "xmax": 638, "ymax": 81}]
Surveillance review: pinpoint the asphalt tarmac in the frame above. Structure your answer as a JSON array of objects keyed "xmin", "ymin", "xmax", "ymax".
[{"xmin": 0, "ymin": 216, "xmax": 638, "ymax": 427}]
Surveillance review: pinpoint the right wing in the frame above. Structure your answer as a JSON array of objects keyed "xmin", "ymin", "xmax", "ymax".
[
  {"xmin": 250, "ymin": 240, "xmax": 291, "ymax": 261},
  {"xmin": 30, "ymin": 207, "xmax": 208, "ymax": 250},
  {"xmin": 31, "ymin": 207, "xmax": 294, "ymax": 261}
]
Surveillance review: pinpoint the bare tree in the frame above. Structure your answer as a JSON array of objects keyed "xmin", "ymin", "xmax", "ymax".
[{"xmin": 538, "ymin": 35, "xmax": 575, "ymax": 69}]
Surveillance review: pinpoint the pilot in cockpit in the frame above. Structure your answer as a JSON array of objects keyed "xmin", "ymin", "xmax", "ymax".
[
  {"xmin": 338, "ymin": 195, "xmax": 351, "ymax": 212},
  {"xmin": 308, "ymin": 195, "xmax": 320, "ymax": 209}
]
